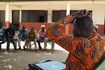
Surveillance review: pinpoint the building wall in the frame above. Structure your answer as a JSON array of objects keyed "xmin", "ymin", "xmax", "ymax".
[
  {"xmin": 0, "ymin": 1, "xmax": 105, "ymax": 34},
  {"xmin": 70, "ymin": 4, "xmax": 105, "ymax": 25},
  {"xmin": 0, "ymin": 1, "xmax": 105, "ymax": 24}
]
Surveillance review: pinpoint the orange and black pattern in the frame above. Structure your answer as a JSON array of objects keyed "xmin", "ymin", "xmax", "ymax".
[{"xmin": 47, "ymin": 15, "xmax": 104, "ymax": 70}]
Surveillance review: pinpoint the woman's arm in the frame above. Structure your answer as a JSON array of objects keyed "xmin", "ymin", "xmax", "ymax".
[{"xmin": 47, "ymin": 15, "xmax": 73, "ymax": 51}]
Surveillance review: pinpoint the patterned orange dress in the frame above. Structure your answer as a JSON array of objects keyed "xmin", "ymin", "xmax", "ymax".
[{"xmin": 47, "ymin": 16, "xmax": 104, "ymax": 70}]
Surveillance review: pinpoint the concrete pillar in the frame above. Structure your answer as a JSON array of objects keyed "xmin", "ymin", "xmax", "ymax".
[
  {"xmin": 92, "ymin": 4, "xmax": 105, "ymax": 34},
  {"xmin": 92, "ymin": 5, "xmax": 104, "ymax": 24},
  {"xmin": 5, "ymin": 2, "xmax": 11, "ymax": 28},
  {"xmin": 66, "ymin": 2, "xmax": 70, "ymax": 15},
  {"xmin": 48, "ymin": 9, "xmax": 52, "ymax": 23},
  {"xmin": 10, "ymin": 10, "xmax": 12, "ymax": 23},
  {"xmin": 5, "ymin": 2, "xmax": 10, "ymax": 22},
  {"xmin": 66, "ymin": 2, "xmax": 71, "ymax": 35}
]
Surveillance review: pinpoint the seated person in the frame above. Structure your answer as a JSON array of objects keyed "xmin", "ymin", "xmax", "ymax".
[
  {"xmin": 37, "ymin": 25, "xmax": 55, "ymax": 51},
  {"xmin": 44, "ymin": 37, "xmax": 55, "ymax": 51},
  {"xmin": 18, "ymin": 26, "xmax": 28, "ymax": 49},
  {"xmin": 0, "ymin": 23, "xmax": 6, "ymax": 49},
  {"xmin": 37, "ymin": 25, "xmax": 46, "ymax": 50},
  {"xmin": 23, "ymin": 27, "xmax": 37, "ymax": 50},
  {"xmin": 47, "ymin": 10, "xmax": 104, "ymax": 70},
  {"xmin": 5, "ymin": 24, "xmax": 17, "ymax": 51}
]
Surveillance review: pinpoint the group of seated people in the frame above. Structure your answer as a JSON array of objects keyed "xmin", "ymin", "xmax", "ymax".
[{"xmin": 0, "ymin": 24, "xmax": 55, "ymax": 51}]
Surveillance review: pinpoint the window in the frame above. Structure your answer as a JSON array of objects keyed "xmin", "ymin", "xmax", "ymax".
[
  {"xmin": 52, "ymin": 10, "xmax": 66, "ymax": 22},
  {"xmin": 0, "ymin": 10, "xmax": 5, "ymax": 23},
  {"xmin": 12, "ymin": 10, "xmax": 20, "ymax": 30},
  {"xmin": 22, "ymin": 10, "xmax": 47, "ymax": 22},
  {"xmin": 12, "ymin": 10, "xmax": 19, "ymax": 24}
]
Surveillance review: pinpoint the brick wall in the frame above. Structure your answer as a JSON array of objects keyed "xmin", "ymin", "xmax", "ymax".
[
  {"xmin": 97, "ymin": 24, "xmax": 105, "ymax": 35},
  {"xmin": 19, "ymin": 22, "xmax": 105, "ymax": 35}
]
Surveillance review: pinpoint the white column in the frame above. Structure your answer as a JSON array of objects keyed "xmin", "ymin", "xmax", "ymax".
[
  {"xmin": 19, "ymin": 10, "xmax": 22, "ymax": 23},
  {"xmin": 66, "ymin": 2, "xmax": 71, "ymax": 35},
  {"xmin": 48, "ymin": 9, "xmax": 52, "ymax": 23},
  {"xmin": 92, "ymin": 5, "xmax": 104, "ymax": 25},
  {"xmin": 9, "ymin": 9, "xmax": 12, "ymax": 23},
  {"xmin": 66, "ymin": 2, "xmax": 70, "ymax": 15},
  {"xmin": 5, "ymin": 2, "xmax": 12, "ymax": 28},
  {"xmin": 5, "ymin": 2, "xmax": 10, "ymax": 22}
]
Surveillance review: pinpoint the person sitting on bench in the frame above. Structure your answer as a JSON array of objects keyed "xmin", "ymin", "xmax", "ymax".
[
  {"xmin": 23, "ymin": 27, "xmax": 37, "ymax": 51},
  {"xmin": 0, "ymin": 23, "xmax": 6, "ymax": 50},
  {"xmin": 18, "ymin": 26, "xmax": 28, "ymax": 49},
  {"xmin": 37, "ymin": 25, "xmax": 46, "ymax": 50},
  {"xmin": 5, "ymin": 24, "xmax": 17, "ymax": 51},
  {"xmin": 37, "ymin": 25, "xmax": 55, "ymax": 51},
  {"xmin": 44, "ymin": 37, "xmax": 55, "ymax": 51}
]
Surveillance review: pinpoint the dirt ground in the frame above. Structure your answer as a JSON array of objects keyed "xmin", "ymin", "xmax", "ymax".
[
  {"xmin": 0, "ymin": 35, "xmax": 105, "ymax": 70},
  {"xmin": 0, "ymin": 49, "xmax": 68, "ymax": 70}
]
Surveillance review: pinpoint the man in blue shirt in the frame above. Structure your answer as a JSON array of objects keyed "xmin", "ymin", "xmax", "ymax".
[{"xmin": 18, "ymin": 26, "xmax": 28, "ymax": 49}]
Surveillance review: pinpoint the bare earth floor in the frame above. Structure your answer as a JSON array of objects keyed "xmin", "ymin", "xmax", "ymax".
[
  {"xmin": 0, "ymin": 35, "xmax": 105, "ymax": 70},
  {"xmin": 0, "ymin": 49, "xmax": 68, "ymax": 70}
]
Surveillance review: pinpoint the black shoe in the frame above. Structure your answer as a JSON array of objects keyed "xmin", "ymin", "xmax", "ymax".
[
  {"xmin": 14, "ymin": 48, "xmax": 17, "ymax": 50},
  {"xmin": 39, "ymin": 48, "xmax": 42, "ymax": 50},
  {"xmin": 23, "ymin": 46, "xmax": 26, "ymax": 50},
  {"xmin": 39, "ymin": 46, "xmax": 42, "ymax": 50},
  {"xmin": 18, "ymin": 47, "xmax": 21, "ymax": 50}
]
